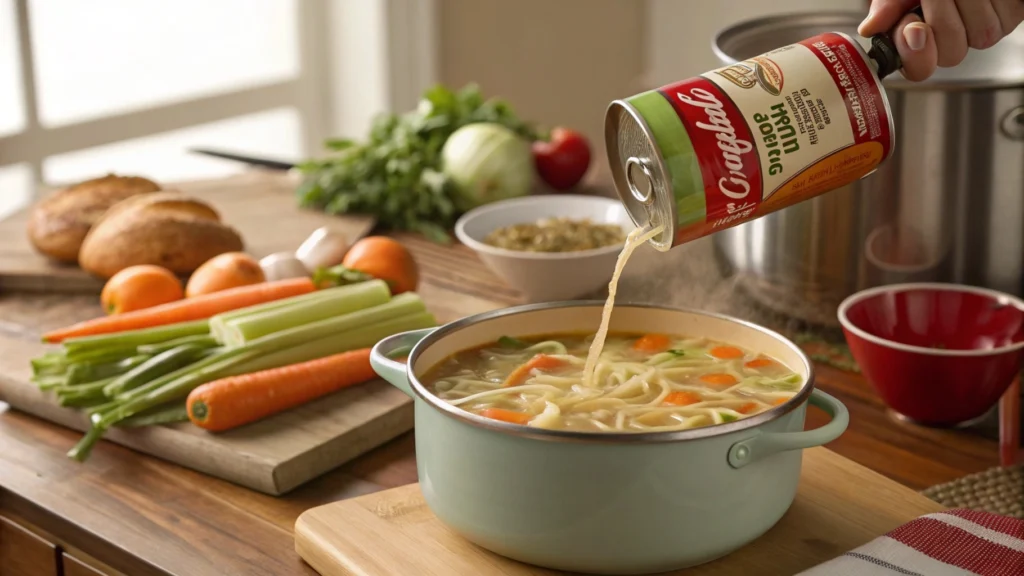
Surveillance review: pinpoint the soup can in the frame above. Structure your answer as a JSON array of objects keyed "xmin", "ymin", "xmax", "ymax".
[{"xmin": 606, "ymin": 32, "xmax": 895, "ymax": 250}]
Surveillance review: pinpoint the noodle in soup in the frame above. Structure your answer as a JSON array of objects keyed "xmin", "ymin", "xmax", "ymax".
[{"xmin": 422, "ymin": 332, "xmax": 800, "ymax": 432}]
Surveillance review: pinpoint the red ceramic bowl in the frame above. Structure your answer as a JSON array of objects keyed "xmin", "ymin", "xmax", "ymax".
[{"xmin": 838, "ymin": 283, "xmax": 1024, "ymax": 426}]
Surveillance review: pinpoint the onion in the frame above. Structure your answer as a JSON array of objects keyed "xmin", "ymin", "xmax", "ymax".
[
  {"xmin": 296, "ymin": 227, "xmax": 349, "ymax": 272},
  {"xmin": 441, "ymin": 123, "xmax": 534, "ymax": 210}
]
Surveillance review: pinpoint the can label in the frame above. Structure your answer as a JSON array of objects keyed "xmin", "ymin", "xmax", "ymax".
[{"xmin": 657, "ymin": 32, "xmax": 891, "ymax": 241}]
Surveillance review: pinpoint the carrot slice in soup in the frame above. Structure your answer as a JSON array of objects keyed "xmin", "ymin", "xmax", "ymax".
[
  {"xmin": 502, "ymin": 354, "xmax": 565, "ymax": 387},
  {"xmin": 709, "ymin": 346, "xmax": 744, "ymax": 359},
  {"xmin": 633, "ymin": 334, "xmax": 671, "ymax": 353},
  {"xmin": 699, "ymin": 373, "xmax": 738, "ymax": 387},
  {"xmin": 744, "ymin": 358, "xmax": 774, "ymax": 368},
  {"xmin": 663, "ymin": 391, "xmax": 702, "ymax": 406},
  {"xmin": 480, "ymin": 408, "xmax": 531, "ymax": 425},
  {"xmin": 773, "ymin": 397, "xmax": 790, "ymax": 406},
  {"xmin": 737, "ymin": 402, "xmax": 759, "ymax": 414}
]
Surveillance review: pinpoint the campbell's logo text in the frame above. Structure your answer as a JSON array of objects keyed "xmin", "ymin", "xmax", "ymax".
[{"xmin": 676, "ymin": 88, "xmax": 753, "ymax": 199}]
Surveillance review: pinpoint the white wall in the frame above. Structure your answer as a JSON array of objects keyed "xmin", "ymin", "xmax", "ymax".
[{"xmin": 646, "ymin": 0, "xmax": 864, "ymax": 86}]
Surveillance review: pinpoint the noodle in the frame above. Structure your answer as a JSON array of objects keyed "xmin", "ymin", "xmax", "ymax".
[
  {"xmin": 424, "ymin": 331, "xmax": 801, "ymax": 433},
  {"xmin": 582, "ymin": 225, "xmax": 664, "ymax": 387}
]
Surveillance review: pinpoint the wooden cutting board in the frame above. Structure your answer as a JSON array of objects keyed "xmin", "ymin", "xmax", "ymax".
[
  {"xmin": 0, "ymin": 323, "xmax": 414, "ymax": 496},
  {"xmin": 294, "ymin": 447, "xmax": 946, "ymax": 576},
  {"xmin": 0, "ymin": 171, "xmax": 375, "ymax": 293}
]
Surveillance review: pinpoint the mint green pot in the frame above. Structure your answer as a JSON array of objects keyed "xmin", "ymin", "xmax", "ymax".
[{"xmin": 371, "ymin": 302, "xmax": 848, "ymax": 575}]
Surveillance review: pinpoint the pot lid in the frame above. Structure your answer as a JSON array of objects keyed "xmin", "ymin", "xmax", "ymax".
[{"xmin": 713, "ymin": 11, "xmax": 1024, "ymax": 90}]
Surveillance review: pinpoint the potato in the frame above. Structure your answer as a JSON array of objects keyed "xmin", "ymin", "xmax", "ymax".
[{"xmin": 78, "ymin": 192, "xmax": 244, "ymax": 279}]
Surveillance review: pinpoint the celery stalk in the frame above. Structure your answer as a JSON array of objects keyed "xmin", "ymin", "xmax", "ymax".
[
  {"xmin": 213, "ymin": 287, "xmax": 335, "ymax": 324},
  {"xmin": 62, "ymin": 320, "xmax": 209, "ymax": 355},
  {"xmin": 97, "ymin": 308, "xmax": 436, "ymax": 428},
  {"xmin": 216, "ymin": 280, "xmax": 391, "ymax": 347}
]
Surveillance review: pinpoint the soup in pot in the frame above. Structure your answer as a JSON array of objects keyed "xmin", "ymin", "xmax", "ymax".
[{"xmin": 422, "ymin": 332, "xmax": 800, "ymax": 432}]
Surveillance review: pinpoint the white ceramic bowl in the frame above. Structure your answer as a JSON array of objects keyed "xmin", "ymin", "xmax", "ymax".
[{"xmin": 454, "ymin": 195, "xmax": 636, "ymax": 302}]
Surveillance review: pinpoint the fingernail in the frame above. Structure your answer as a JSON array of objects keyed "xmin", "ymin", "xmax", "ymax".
[{"xmin": 904, "ymin": 23, "xmax": 926, "ymax": 51}]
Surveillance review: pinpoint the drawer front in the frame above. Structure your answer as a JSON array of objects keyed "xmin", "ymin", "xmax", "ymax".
[
  {"xmin": 0, "ymin": 515, "xmax": 59, "ymax": 576},
  {"xmin": 63, "ymin": 553, "xmax": 109, "ymax": 576}
]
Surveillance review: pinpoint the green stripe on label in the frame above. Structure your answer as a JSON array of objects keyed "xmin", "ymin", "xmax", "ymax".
[{"xmin": 626, "ymin": 91, "xmax": 706, "ymax": 227}]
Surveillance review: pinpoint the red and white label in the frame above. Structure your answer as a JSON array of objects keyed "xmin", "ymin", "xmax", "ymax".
[{"xmin": 658, "ymin": 33, "xmax": 892, "ymax": 238}]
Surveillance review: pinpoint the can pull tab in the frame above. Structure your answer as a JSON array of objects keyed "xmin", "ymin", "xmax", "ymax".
[
  {"xmin": 867, "ymin": 5, "xmax": 925, "ymax": 79},
  {"xmin": 624, "ymin": 157, "xmax": 655, "ymax": 205}
]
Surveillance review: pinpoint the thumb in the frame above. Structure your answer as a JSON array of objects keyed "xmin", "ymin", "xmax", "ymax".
[
  {"xmin": 892, "ymin": 12, "xmax": 938, "ymax": 81},
  {"xmin": 858, "ymin": 0, "xmax": 922, "ymax": 36}
]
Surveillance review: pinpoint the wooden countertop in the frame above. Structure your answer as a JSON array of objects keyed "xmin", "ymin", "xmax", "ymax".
[{"xmin": 0, "ymin": 231, "xmax": 1000, "ymax": 576}]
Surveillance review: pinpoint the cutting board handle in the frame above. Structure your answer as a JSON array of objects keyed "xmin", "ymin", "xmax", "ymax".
[
  {"xmin": 727, "ymin": 390, "xmax": 850, "ymax": 469},
  {"xmin": 370, "ymin": 328, "xmax": 437, "ymax": 397}
]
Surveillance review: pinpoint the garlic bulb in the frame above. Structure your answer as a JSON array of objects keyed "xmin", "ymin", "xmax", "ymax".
[
  {"xmin": 259, "ymin": 252, "xmax": 309, "ymax": 282},
  {"xmin": 296, "ymin": 227, "xmax": 349, "ymax": 272}
]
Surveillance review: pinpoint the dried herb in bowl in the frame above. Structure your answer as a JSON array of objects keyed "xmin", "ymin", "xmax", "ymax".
[{"xmin": 484, "ymin": 218, "xmax": 626, "ymax": 253}]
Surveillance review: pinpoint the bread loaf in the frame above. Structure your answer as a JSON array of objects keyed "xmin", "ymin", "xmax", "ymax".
[
  {"xmin": 26, "ymin": 174, "xmax": 161, "ymax": 262},
  {"xmin": 78, "ymin": 192, "xmax": 245, "ymax": 279}
]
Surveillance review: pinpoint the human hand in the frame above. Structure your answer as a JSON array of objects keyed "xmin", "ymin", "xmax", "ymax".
[{"xmin": 859, "ymin": 0, "xmax": 1024, "ymax": 81}]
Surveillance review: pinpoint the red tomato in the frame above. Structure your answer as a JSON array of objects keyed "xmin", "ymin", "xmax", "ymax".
[{"xmin": 531, "ymin": 127, "xmax": 591, "ymax": 191}]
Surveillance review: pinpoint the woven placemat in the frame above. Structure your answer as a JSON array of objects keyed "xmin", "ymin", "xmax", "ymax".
[{"xmin": 922, "ymin": 465, "xmax": 1024, "ymax": 519}]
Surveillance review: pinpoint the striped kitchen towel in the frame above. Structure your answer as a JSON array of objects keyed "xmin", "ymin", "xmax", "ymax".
[{"xmin": 797, "ymin": 509, "xmax": 1024, "ymax": 575}]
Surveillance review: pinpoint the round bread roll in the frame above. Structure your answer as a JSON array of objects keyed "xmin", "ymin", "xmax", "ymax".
[
  {"xmin": 26, "ymin": 174, "xmax": 161, "ymax": 262},
  {"xmin": 78, "ymin": 191, "xmax": 245, "ymax": 279}
]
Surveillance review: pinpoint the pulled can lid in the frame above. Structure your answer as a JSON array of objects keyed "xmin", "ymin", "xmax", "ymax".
[{"xmin": 605, "ymin": 99, "xmax": 676, "ymax": 251}]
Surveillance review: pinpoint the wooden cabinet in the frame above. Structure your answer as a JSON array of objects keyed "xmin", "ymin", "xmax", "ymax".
[
  {"xmin": 0, "ymin": 515, "xmax": 59, "ymax": 576},
  {"xmin": 63, "ymin": 553, "xmax": 108, "ymax": 576}
]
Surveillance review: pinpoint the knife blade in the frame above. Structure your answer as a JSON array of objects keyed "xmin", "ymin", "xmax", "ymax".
[{"xmin": 189, "ymin": 148, "xmax": 296, "ymax": 171}]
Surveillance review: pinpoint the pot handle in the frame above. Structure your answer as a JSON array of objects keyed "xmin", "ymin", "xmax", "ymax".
[
  {"xmin": 370, "ymin": 328, "xmax": 436, "ymax": 397},
  {"xmin": 727, "ymin": 389, "xmax": 849, "ymax": 469}
]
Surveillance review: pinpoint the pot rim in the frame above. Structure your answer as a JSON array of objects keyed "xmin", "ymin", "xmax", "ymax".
[
  {"xmin": 405, "ymin": 301, "xmax": 815, "ymax": 444},
  {"xmin": 837, "ymin": 282, "xmax": 1024, "ymax": 357}
]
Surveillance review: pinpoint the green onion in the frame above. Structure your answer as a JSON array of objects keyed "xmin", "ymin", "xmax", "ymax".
[
  {"xmin": 102, "ymin": 344, "xmax": 206, "ymax": 398},
  {"xmin": 62, "ymin": 320, "xmax": 209, "ymax": 355},
  {"xmin": 137, "ymin": 335, "xmax": 218, "ymax": 355},
  {"xmin": 213, "ymin": 280, "xmax": 391, "ymax": 347},
  {"xmin": 117, "ymin": 403, "xmax": 189, "ymax": 428},
  {"xmin": 497, "ymin": 336, "xmax": 527, "ymax": 349},
  {"xmin": 65, "ymin": 355, "xmax": 151, "ymax": 385}
]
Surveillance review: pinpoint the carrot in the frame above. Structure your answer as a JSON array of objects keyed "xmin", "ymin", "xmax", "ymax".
[
  {"xmin": 737, "ymin": 402, "xmax": 759, "ymax": 414},
  {"xmin": 479, "ymin": 408, "xmax": 531, "ymax": 425},
  {"xmin": 710, "ymin": 346, "xmax": 744, "ymax": 359},
  {"xmin": 503, "ymin": 354, "xmax": 565, "ymax": 387},
  {"xmin": 699, "ymin": 373, "xmax": 738, "ymax": 387},
  {"xmin": 663, "ymin": 391, "xmax": 702, "ymax": 406},
  {"xmin": 633, "ymin": 334, "xmax": 671, "ymax": 353},
  {"xmin": 773, "ymin": 397, "xmax": 790, "ymax": 406},
  {"xmin": 744, "ymin": 357, "xmax": 774, "ymax": 368},
  {"xmin": 43, "ymin": 278, "xmax": 315, "ymax": 343},
  {"xmin": 187, "ymin": 348, "xmax": 375, "ymax": 432}
]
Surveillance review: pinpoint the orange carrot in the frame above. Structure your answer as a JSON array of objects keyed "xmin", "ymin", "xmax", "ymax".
[
  {"xmin": 187, "ymin": 348, "xmax": 375, "ymax": 432},
  {"xmin": 737, "ymin": 402, "xmax": 759, "ymax": 414},
  {"xmin": 699, "ymin": 373, "xmax": 738, "ymax": 387},
  {"xmin": 710, "ymin": 346, "xmax": 744, "ymax": 359},
  {"xmin": 663, "ymin": 391, "xmax": 702, "ymax": 406},
  {"xmin": 634, "ymin": 334, "xmax": 671, "ymax": 353},
  {"xmin": 43, "ymin": 278, "xmax": 315, "ymax": 343},
  {"xmin": 744, "ymin": 357, "xmax": 774, "ymax": 368},
  {"xmin": 503, "ymin": 354, "xmax": 565, "ymax": 387},
  {"xmin": 773, "ymin": 397, "xmax": 790, "ymax": 406},
  {"xmin": 479, "ymin": 408, "xmax": 532, "ymax": 425}
]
